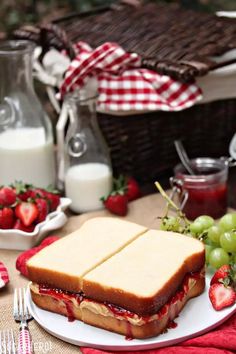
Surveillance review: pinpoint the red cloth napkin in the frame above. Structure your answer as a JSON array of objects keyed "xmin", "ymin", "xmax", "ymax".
[
  {"xmin": 80, "ymin": 312, "xmax": 236, "ymax": 354},
  {"xmin": 0, "ymin": 261, "xmax": 9, "ymax": 288},
  {"xmin": 60, "ymin": 42, "xmax": 202, "ymax": 112},
  {"xmin": 16, "ymin": 236, "xmax": 60, "ymax": 277}
]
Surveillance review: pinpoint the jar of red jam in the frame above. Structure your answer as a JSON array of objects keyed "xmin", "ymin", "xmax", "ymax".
[{"xmin": 173, "ymin": 158, "xmax": 228, "ymax": 220}]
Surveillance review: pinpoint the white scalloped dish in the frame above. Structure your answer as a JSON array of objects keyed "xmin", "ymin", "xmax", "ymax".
[{"xmin": 0, "ymin": 198, "xmax": 71, "ymax": 250}]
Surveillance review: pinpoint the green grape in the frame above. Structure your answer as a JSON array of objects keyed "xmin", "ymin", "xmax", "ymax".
[
  {"xmin": 160, "ymin": 216, "xmax": 180, "ymax": 232},
  {"xmin": 208, "ymin": 247, "xmax": 230, "ymax": 269},
  {"xmin": 194, "ymin": 215, "xmax": 214, "ymax": 230},
  {"xmin": 207, "ymin": 225, "xmax": 222, "ymax": 245},
  {"xmin": 189, "ymin": 215, "xmax": 214, "ymax": 235},
  {"xmin": 219, "ymin": 213, "xmax": 236, "ymax": 231},
  {"xmin": 220, "ymin": 231, "xmax": 236, "ymax": 253},
  {"xmin": 189, "ymin": 220, "xmax": 203, "ymax": 235},
  {"xmin": 205, "ymin": 244, "xmax": 214, "ymax": 264}
]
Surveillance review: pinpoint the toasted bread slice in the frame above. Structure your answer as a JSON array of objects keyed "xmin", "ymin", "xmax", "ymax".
[
  {"xmin": 82, "ymin": 230, "xmax": 205, "ymax": 315},
  {"xmin": 27, "ymin": 217, "xmax": 147, "ymax": 292}
]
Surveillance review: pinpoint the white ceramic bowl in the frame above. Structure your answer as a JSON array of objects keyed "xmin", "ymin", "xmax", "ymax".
[{"xmin": 0, "ymin": 198, "xmax": 71, "ymax": 250}]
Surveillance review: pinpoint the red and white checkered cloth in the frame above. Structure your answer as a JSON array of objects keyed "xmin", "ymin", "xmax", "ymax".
[
  {"xmin": 0, "ymin": 261, "xmax": 9, "ymax": 288},
  {"xmin": 60, "ymin": 42, "xmax": 202, "ymax": 112}
]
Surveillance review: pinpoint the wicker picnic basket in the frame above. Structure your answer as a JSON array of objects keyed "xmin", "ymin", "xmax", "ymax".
[{"xmin": 14, "ymin": 1, "xmax": 236, "ymax": 191}]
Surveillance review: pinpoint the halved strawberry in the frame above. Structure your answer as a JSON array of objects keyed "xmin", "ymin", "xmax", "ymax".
[
  {"xmin": 13, "ymin": 219, "xmax": 35, "ymax": 233},
  {"xmin": 15, "ymin": 202, "xmax": 38, "ymax": 226},
  {"xmin": 0, "ymin": 187, "xmax": 16, "ymax": 206},
  {"xmin": 0, "ymin": 207, "xmax": 15, "ymax": 229},
  {"xmin": 210, "ymin": 265, "xmax": 231, "ymax": 285},
  {"xmin": 209, "ymin": 283, "xmax": 236, "ymax": 311}
]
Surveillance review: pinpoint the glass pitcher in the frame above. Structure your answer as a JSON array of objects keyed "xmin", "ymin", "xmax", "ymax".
[
  {"xmin": 0, "ymin": 40, "xmax": 56, "ymax": 188},
  {"xmin": 64, "ymin": 91, "xmax": 113, "ymax": 213}
]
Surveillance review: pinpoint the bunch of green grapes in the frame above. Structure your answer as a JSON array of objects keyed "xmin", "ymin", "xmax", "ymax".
[
  {"xmin": 160, "ymin": 213, "xmax": 236, "ymax": 269},
  {"xmin": 190, "ymin": 214, "xmax": 236, "ymax": 269},
  {"xmin": 156, "ymin": 182, "xmax": 235, "ymax": 269}
]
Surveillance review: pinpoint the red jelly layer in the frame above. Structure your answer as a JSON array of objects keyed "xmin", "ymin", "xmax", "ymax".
[
  {"xmin": 37, "ymin": 270, "xmax": 203, "ymax": 324},
  {"xmin": 39, "ymin": 284, "xmax": 84, "ymax": 304}
]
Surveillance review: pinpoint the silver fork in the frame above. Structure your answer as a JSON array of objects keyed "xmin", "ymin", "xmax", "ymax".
[
  {"xmin": 13, "ymin": 288, "xmax": 33, "ymax": 354},
  {"xmin": 0, "ymin": 329, "xmax": 16, "ymax": 354}
]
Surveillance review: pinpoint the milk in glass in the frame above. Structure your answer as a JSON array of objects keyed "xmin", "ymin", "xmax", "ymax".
[
  {"xmin": 0, "ymin": 41, "xmax": 56, "ymax": 188},
  {"xmin": 0, "ymin": 128, "xmax": 55, "ymax": 187},
  {"xmin": 65, "ymin": 163, "xmax": 112, "ymax": 213},
  {"xmin": 63, "ymin": 91, "xmax": 112, "ymax": 213}
]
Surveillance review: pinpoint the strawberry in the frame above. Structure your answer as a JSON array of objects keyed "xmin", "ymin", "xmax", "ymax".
[
  {"xmin": 209, "ymin": 283, "xmax": 236, "ymax": 311},
  {"xmin": 103, "ymin": 194, "xmax": 128, "ymax": 216},
  {"xmin": 29, "ymin": 188, "xmax": 47, "ymax": 199},
  {"xmin": 0, "ymin": 187, "xmax": 16, "ymax": 206},
  {"xmin": 13, "ymin": 219, "xmax": 35, "ymax": 233},
  {"xmin": 13, "ymin": 181, "xmax": 32, "ymax": 202},
  {"xmin": 0, "ymin": 207, "xmax": 15, "ymax": 229},
  {"xmin": 17, "ymin": 190, "xmax": 31, "ymax": 202},
  {"xmin": 113, "ymin": 175, "xmax": 141, "ymax": 202},
  {"xmin": 15, "ymin": 202, "xmax": 38, "ymax": 226},
  {"xmin": 35, "ymin": 198, "xmax": 48, "ymax": 223},
  {"xmin": 45, "ymin": 191, "xmax": 60, "ymax": 211},
  {"xmin": 126, "ymin": 177, "xmax": 141, "ymax": 201},
  {"xmin": 210, "ymin": 265, "xmax": 231, "ymax": 286}
]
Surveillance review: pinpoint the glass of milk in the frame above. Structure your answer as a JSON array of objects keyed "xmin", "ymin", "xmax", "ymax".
[
  {"xmin": 64, "ymin": 91, "xmax": 113, "ymax": 213},
  {"xmin": 0, "ymin": 41, "xmax": 56, "ymax": 188}
]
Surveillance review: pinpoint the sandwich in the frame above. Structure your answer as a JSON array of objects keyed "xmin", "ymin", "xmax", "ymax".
[{"xmin": 27, "ymin": 217, "xmax": 205, "ymax": 339}]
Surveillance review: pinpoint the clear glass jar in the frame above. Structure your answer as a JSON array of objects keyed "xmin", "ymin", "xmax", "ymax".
[
  {"xmin": 173, "ymin": 158, "xmax": 228, "ymax": 220},
  {"xmin": 64, "ymin": 91, "xmax": 113, "ymax": 213},
  {"xmin": 0, "ymin": 40, "xmax": 56, "ymax": 187}
]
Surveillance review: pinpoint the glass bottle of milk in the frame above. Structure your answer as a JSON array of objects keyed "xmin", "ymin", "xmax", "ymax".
[
  {"xmin": 0, "ymin": 40, "xmax": 56, "ymax": 188},
  {"xmin": 64, "ymin": 91, "xmax": 112, "ymax": 213}
]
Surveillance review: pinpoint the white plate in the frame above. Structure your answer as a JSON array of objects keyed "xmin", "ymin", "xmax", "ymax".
[
  {"xmin": 0, "ymin": 198, "xmax": 71, "ymax": 250},
  {"xmin": 26, "ymin": 273, "xmax": 236, "ymax": 351}
]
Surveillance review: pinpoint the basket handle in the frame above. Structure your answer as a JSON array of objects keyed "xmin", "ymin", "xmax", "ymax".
[
  {"xmin": 39, "ymin": 24, "xmax": 76, "ymax": 61},
  {"xmin": 14, "ymin": 23, "xmax": 76, "ymax": 62}
]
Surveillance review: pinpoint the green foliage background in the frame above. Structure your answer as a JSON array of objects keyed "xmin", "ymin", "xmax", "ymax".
[{"xmin": 1, "ymin": 0, "xmax": 236, "ymax": 36}]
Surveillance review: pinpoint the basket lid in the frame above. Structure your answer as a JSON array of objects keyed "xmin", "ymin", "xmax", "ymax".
[{"xmin": 14, "ymin": 1, "xmax": 236, "ymax": 82}]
